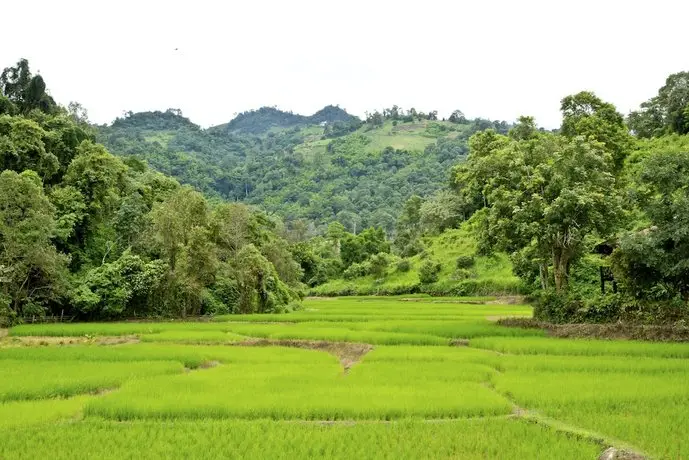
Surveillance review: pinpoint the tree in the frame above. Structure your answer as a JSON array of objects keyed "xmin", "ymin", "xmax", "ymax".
[
  {"xmin": 560, "ymin": 91, "xmax": 632, "ymax": 172},
  {"xmin": 0, "ymin": 115, "xmax": 59, "ymax": 179},
  {"xmin": 629, "ymin": 71, "xmax": 689, "ymax": 137},
  {"xmin": 0, "ymin": 59, "xmax": 57, "ymax": 114},
  {"xmin": 341, "ymin": 227, "xmax": 390, "ymax": 267},
  {"xmin": 612, "ymin": 149, "xmax": 689, "ymax": 300},
  {"xmin": 232, "ymin": 244, "xmax": 294, "ymax": 314},
  {"xmin": 394, "ymin": 195, "xmax": 423, "ymax": 256},
  {"xmin": 463, "ymin": 130, "xmax": 621, "ymax": 292},
  {"xmin": 0, "ymin": 170, "xmax": 69, "ymax": 317},
  {"xmin": 449, "ymin": 110, "xmax": 467, "ymax": 124},
  {"xmin": 419, "ymin": 190, "xmax": 465, "ymax": 234},
  {"xmin": 64, "ymin": 141, "xmax": 128, "ymax": 219},
  {"xmin": 151, "ymin": 186, "xmax": 207, "ymax": 271}
]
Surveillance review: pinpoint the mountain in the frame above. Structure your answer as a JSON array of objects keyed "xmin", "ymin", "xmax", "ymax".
[
  {"xmin": 209, "ymin": 105, "xmax": 358, "ymax": 135},
  {"xmin": 97, "ymin": 106, "xmax": 510, "ymax": 233}
]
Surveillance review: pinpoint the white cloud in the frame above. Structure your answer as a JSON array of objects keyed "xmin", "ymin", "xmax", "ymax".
[{"xmin": 2, "ymin": 0, "xmax": 686, "ymax": 128}]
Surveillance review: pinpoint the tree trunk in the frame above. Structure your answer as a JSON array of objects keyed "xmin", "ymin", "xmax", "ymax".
[
  {"xmin": 552, "ymin": 249, "xmax": 570, "ymax": 293},
  {"xmin": 539, "ymin": 263, "xmax": 549, "ymax": 290}
]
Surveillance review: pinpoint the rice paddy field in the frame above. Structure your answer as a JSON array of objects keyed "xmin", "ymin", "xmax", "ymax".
[{"xmin": 2, "ymin": 296, "xmax": 688, "ymax": 459}]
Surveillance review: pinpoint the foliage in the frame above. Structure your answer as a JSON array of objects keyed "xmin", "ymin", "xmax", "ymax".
[
  {"xmin": 0, "ymin": 59, "xmax": 302, "ymax": 322},
  {"xmin": 612, "ymin": 148, "xmax": 689, "ymax": 301},
  {"xmin": 396, "ymin": 259, "xmax": 411, "ymax": 273},
  {"xmin": 456, "ymin": 255, "xmax": 475, "ymax": 269},
  {"xmin": 98, "ymin": 107, "xmax": 502, "ymax": 231},
  {"xmin": 458, "ymin": 116, "xmax": 622, "ymax": 294},
  {"xmin": 419, "ymin": 260, "xmax": 442, "ymax": 284},
  {"xmin": 628, "ymin": 71, "xmax": 689, "ymax": 137}
]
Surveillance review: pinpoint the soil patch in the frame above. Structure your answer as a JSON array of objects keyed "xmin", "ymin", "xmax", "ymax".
[
  {"xmin": 236, "ymin": 339, "xmax": 373, "ymax": 372},
  {"xmin": 486, "ymin": 296, "xmax": 526, "ymax": 305},
  {"xmin": 8, "ymin": 335, "xmax": 139, "ymax": 346},
  {"xmin": 498, "ymin": 318, "xmax": 689, "ymax": 342},
  {"xmin": 0, "ymin": 329, "xmax": 7, "ymax": 338}
]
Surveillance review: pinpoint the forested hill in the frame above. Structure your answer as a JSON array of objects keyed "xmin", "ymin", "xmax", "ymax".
[
  {"xmin": 97, "ymin": 106, "xmax": 511, "ymax": 233},
  {"xmin": 209, "ymin": 105, "xmax": 358, "ymax": 135}
]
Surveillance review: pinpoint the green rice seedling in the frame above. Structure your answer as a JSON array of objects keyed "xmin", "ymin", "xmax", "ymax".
[
  {"xmin": 363, "ymin": 345, "xmax": 502, "ymax": 366},
  {"xmin": 9, "ymin": 321, "xmax": 231, "ymax": 337},
  {"xmin": 470, "ymin": 336, "xmax": 689, "ymax": 358},
  {"xmin": 493, "ymin": 370, "xmax": 689, "ymax": 458},
  {"xmin": 0, "ymin": 395, "xmax": 95, "ymax": 428},
  {"xmin": 0, "ymin": 360, "xmax": 184, "ymax": 402},
  {"xmin": 337, "ymin": 319, "xmax": 544, "ymax": 339},
  {"xmin": 85, "ymin": 361, "xmax": 511, "ymax": 420},
  {"xmin": 348, "ymin": 361, "xmax": 497, "ymax": 384},
  {"xmin": 220, "ymin": 322, "xmax": 449, "ymax": 345},
  {"xmin": 499, "ymin": 353, "xmax": 689, "ymax": 374},
  {"xmin": 0, "ymin": 418, "xmax": 603, "ymax": 460},
  {"xmin": 139, "ymin": 330, "xmax": 247, "ymax": 344},
  {"xmin": 0, "ymin": 344, "xmax": 336, "ymax": 368}
]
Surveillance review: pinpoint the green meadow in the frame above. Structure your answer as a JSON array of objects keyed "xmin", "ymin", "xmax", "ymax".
[{"xmin": 2, "ymin": 297, "xmax": 688, "ymax": 458}]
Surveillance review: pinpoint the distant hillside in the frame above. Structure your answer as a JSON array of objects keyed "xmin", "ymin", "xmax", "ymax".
[
  {"xmin": 210, "ymin": 105, "xmax": 359, "ymax": 135},
  {"xmin": 98, "ymin": 106, "xmax": 510, "ymax": 231},
  {"xmin": 310, "ymin": 227, "xmax": 522, "ymax": 297}
]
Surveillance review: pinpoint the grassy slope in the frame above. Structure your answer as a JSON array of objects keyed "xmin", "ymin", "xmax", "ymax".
[
  {"xmin": 311, "ymin": 227, "xmax": 522, "ymax": 296},
  {"xmin": 293, "ymin": 119, "xmax": 458, "ymax": 161}
]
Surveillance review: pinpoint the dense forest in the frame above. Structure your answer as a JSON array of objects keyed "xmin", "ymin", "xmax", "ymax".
[
  {"xmin": 98, "ymin": 104, "xmax": 510, "ymax": 234},
  {"xmin": 0, "ymin": 59, "xmax": 303, "ymax": 325},
  {"xmin": 2, "ymin": 56, "xmax": 689, "ymax": 326}
]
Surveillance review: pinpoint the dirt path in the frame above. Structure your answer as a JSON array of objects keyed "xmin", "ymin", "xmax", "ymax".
[
  {"xmin": 0, "ymin": 328, "xmax": 7, "ymax": 338},
  {"xmin": 236, "ymin": 339, "xmax": 373, "ymax": 373}
]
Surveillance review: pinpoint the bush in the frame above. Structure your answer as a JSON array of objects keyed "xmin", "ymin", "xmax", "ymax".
[
  {"xmin": 369, "ymin": 253, "xmax": 392, "ymax": 279},
  {"xmin": 456, "ymin": 255, "xmax": 475, "ymax": 269},
  {"xmin": 396, "ymin": 259, "xmax": 411, "ymax": 273},
  {"xmin": 343, "ymin": 261, "xmax": 371, "ymax": 280},
  {"xmin": 0, "ymin": 294, "xmax": 15, "ymax": 327},
  {"xmin": 533, "ymin": 290, "xmax": 624, "ymax": 324},
  {"xmin": 419, "ymin": 260, "xmax": 442, "ymax": 284},
  {"xmin": 201, "ymin": 290, "xmax": 230, "ymax": 315},
  {"xmin": 451, "ymin": 268, "xmax": 473, "ymax": 280}
]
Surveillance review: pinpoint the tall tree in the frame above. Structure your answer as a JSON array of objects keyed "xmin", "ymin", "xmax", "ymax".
[
  {"xmin": 461, "ymin": 127, "xmax": 621, "ymax": 292},
  {"xmin": 0, "ymin": 170, "xmax": 68, "ymax": 317},
  {"xmin": 560, "ymin": 91, "xmax": 632, "ymax": 173}
]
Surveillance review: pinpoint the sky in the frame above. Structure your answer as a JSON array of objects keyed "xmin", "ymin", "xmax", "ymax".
[{"xmin": 2, "ymin": 0, "xmax": 687, "ymax": 129}]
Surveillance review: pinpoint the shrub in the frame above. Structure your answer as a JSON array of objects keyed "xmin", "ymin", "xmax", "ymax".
[
  {"xmin": 397, "ymin": 260, "xmax": 411, "ymax": 273},
  {"xmin": 456, "ymin": 256, "xmax": 475, "ymax": 269},
  {"xmin": 533, "ymin": 290, "xmax": 624, "ymax": 324},
  {"xmin": 343, "ymin": 261, "xmax": 371, "ymax": 280},
  {"xmin": 369, "ymin": 253, "xmax": 392, "ymax": 279},
  {"xmin": 419, "ymin": 261, "xmax": 442, "ymax": 284},
  {"xmin": 451, "ymin": 268, "xmax": 473, "ymax": 281}
]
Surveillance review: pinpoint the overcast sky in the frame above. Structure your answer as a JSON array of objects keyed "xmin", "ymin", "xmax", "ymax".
[{"xmin": 2, "ymin": 0, "xmax": 687, "ymax": 128}]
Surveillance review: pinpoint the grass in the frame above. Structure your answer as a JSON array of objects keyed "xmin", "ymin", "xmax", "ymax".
[
  {"xmin": 4, "ymin": 296, "xmax": 689, "ymax": 458},
  {"xmin": 0, "ymin": 419, "xmax": 603, "ymax": 460},
  {"xmin": 0, "ymin": 395, "xmax": 96, "ymax": 428},
  {"xmin": 85, "ymin": 361, "xmax": 511, "ymax": 420},
  {"xmin": 311, "ymin": 228, "xmax": 522, "ymax": 296},
  {"xmin": 471, "ymin": 336, "xmax": 689, "ymax": 358},
  {"xmin": 0, "ymin": 360, "xmax": 183, "ymax": 402},
  {"xmin": 0, "ymin": 343, "xmax": 335, "ymax": 368}
]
